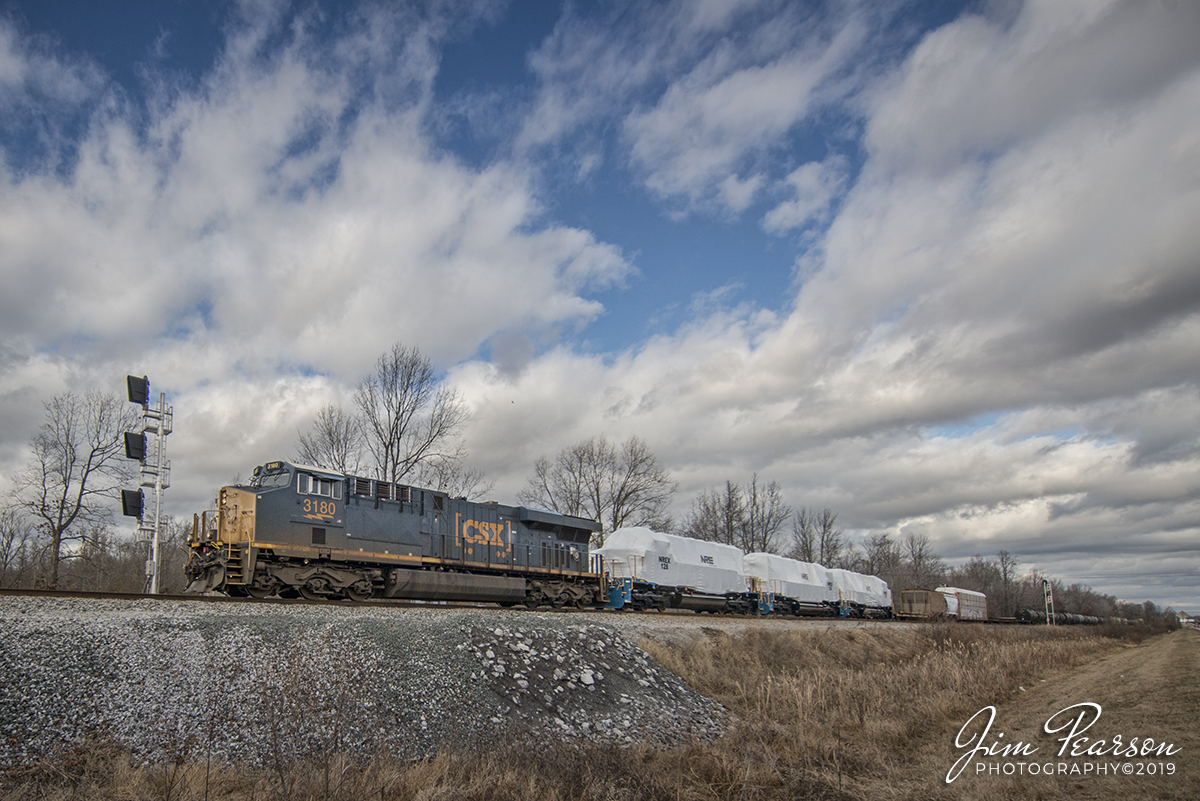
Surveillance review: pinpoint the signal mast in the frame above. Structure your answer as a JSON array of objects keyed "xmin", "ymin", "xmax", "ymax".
[{"xmin": 120, "ymin": 375, "xmax": 172, "ymax": 594}]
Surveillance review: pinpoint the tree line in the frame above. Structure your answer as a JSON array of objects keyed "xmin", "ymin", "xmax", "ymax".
[{"xmin": 0, "ymin": 341, "xmax": 1181, "ymax": 623}]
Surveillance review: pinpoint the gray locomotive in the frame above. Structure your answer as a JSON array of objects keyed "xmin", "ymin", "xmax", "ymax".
[{"xmin": 184, "ymin": 460, "xmax": 605, "ymax": 607}]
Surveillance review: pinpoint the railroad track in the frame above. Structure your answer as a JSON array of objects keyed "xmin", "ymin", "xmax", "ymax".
[{"xmin": 0, "ymin": 587, "xmax": 547, "ymax": 612}]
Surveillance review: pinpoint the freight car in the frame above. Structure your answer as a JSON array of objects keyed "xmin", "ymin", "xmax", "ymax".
[
  {"xmin": 829, "ymin": 568, "xmax": 894, "ymax": 618},
  {"xmin": 598, "ymin": 527, "xmax": 756, "ymax": 613},
  {"xmin": 743, "ymin": 552, "xmax": 834, "ymax": 616},
  {"xmin": 894, "ymin": 587, "xmax": 988, "ymax": 620},
  {"xmin": 893, "ymin": 589, "xmax": 950, "ymax": 619},
  {"xmin": 184, "ymin": 460, "xmax": 605, "ymax": 607},
  {"xmin": 936, "ymin": 586, "xmax": 988, "ymax": 620},
  {"xmin": 597, "ymin": 527, "xmax": 893, "ymax": 617}
]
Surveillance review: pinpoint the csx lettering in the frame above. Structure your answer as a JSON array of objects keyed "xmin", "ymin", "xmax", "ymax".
[
  {"xmin": 302, "ymin": 499, "xmax": 336, "ymax": 517},
  {"xmin": 457, "ymin": 517, "xmax": 510, "ymax": 549}
]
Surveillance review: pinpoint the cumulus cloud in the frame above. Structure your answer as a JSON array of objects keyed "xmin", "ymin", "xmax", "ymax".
[
  {"xmin": 762, "ymin": 155, "xmax": 847, "ymax": 232},
  {"xmin": 456, "ymin": 0, "xmax": 1200, "ymax": 605},
  {"xmin": 2, "ymin": 0, "xmax": 1197, "ymax": 608},
  {"xmin": 520, "ymin": 0, "xmax": 872, "ymax": 214},
  {"xmin": 0, "ymin": 5, "xmax": 632, "ymax": 509}
]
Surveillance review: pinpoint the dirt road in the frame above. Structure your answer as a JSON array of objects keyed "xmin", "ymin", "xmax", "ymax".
[{"xmin": 918, "ymin": 628, "xmax": 1199, "ymax": 800}]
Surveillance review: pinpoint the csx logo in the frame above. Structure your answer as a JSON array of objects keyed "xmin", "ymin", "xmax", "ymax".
[
  {"xmin": 700, "ymin": 555, "xmax": 714, "ymax": 565},
  {"xmin": 659, "ymin": 556, "xmax": 671, "ymax": 569},
  {"xmin": 456, "ymin": 515, "xmax": 511, "ymax": 558}
]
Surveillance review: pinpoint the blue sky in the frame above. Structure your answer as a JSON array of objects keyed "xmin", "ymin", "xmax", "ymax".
[{"xmin": 1, "ymin": 0, "xmax": 1198, "ymax": 610}]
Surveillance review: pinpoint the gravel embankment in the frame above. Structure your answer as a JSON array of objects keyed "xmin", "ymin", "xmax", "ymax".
[{"xmin": 0, "ymin": 597, "xmax": 729, "ymax": 767}]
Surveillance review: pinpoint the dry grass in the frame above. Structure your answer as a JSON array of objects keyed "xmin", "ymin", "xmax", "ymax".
[{"xmin": 1, "ymin": 622, "xmax": 1160, "ymax": 801}]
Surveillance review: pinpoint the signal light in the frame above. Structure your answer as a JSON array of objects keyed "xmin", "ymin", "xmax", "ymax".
[
  {"xmin": 124, "ymin": 432, "xmax": 147, "ymax": 462},
  {"xmin": 121, "ymin": 489, "xmax": 145, "ymax": 518},
  {"xmin": 126, "ymin": 375, "xmax": 149, "ymax": 406}
]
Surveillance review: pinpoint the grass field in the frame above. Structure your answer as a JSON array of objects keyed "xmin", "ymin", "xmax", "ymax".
[{"xmin": 2, "ymin": 620, "xmax": 1190, "ymax": 801}]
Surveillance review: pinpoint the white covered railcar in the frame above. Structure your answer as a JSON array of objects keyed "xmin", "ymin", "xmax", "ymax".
[
  {"xmin": 828, "ymin": 568, "xmax": 894, "ymax": 617},
  {"xmin": 743, "ymin": 552, "xmax": 836, "ymax": 615},
  {"xmin": 598, "ymin": 527, "xmax": 750, "ymax": 612}
]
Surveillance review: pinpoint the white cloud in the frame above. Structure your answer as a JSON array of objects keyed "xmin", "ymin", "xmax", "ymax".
[
  {"xmin": 0, "ymin": 6, "xmax": 632, "ymax": 511},
  {"xmin": 457, "ymin": 0, "xmax": 1200, "ymax": 606},
  {"xmin": 762, "ymin": 155, "xmax": 847, "ymax": 232},
  {"xmin": 521, "ymin": 1, "xmax": 870, "ymax": 213},
  {"xmin": 1, "ymin": 1, "xmax": 1198, "ymax": 610}
]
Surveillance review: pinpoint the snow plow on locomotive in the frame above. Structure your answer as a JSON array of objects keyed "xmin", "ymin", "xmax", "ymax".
[{"xmin": 184, "ymin": 460, "xmax": 605, "ymax": 607}]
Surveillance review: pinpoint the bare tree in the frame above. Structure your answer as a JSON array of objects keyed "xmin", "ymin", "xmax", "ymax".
[
  {"xmin": 815, "ymin": 508, "xmax": 844, "ymax": 568},
  {"xmin": 295, "ymin": 404, "xmax": 363, "ymax": 474},
  {"xmin": 685, "ymin": 475, "xmax": 791, "ymax": 553},
  {"xmin": 518, "ymin": 435, "xmax": 675, "ymax": 543},
  {"xmin": 9, "ymin": 391, "xmax": 137, "ymax": 588},
  {"xmin": 788, "ymin": 507, "xmax": 816, "ymax": 562},
  {"xmin": 742, "ymin": 474, "xmax": 791, "ymax": 553},
  {"xmin": 903, "ymin": 532, "xmax": 946, "ymax": 589},
  {"xmin": 684, "ymin": 481, "xmax": 745, "ymax": 547},
  {"xmin": 858, "ymin": 532, "xmax": 902, "ymax": 583},
  {"xmin": 608, "ymin": 436, "xmax": 677, "ymax": 534},
  {"xmin": 0, "ymin": 508, "xmax": 36, "ymax": 588},
  {"xmin": 997, "ymin": 549, "xmax": 1019, "ymax": 618},
  {"xmin": 353, "ymin": 343, "xmax": 470, "ymax": 485},
  {"xmin": 416, "ymin": 458, "xmax": 494, "ymax": 499}
]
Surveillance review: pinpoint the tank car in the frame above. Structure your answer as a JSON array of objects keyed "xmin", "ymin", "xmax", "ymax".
[{"xmin": 184, "ymin": 460, "xmax": 604, "ymax": 607}]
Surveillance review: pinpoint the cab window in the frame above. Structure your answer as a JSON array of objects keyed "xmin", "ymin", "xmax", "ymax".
[{"xmin": 297, "ymin": 473, "xmax": 342, "ymax": 499}]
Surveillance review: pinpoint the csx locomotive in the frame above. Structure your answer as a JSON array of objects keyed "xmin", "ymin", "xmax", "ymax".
[{"xmin": 185, "ymin": 460, "xmax": 605, "ymax": 607}]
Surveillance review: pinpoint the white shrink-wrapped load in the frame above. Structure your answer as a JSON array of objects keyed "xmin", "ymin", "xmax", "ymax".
[
  {"xmin": 597, "ymin": 527, "xmax": 746, "ymax": 595},
  {"xmin": 860, "ymin": 574, "xmax": 893, "ymax": 608},
  {"xmin": 828, "ymin": 569, "xmax": 892, "ymax": 609},
  {"xmin": 743, "ymin": 553, "xmax": 835, "ymax": 604}
]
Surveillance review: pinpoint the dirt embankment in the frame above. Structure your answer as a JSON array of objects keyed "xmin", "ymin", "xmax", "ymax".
[{"xmin": 917, "ymin": 627, "xmax": 1200, "ymax": 801}]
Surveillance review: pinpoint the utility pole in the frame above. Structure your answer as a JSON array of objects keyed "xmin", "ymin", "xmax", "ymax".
[{"xmin": 121, "ymin": 375, "xmax": 172, "ymax": 594}]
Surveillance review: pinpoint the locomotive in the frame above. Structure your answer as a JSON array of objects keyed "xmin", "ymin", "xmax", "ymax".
[{"xmin": 184, "ymin": 460, "xmax": 605, "ymax": 607}]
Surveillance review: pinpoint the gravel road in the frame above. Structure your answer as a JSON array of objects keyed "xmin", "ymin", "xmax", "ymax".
[{"xmin": 0, "ymin": 597, "xmax": 742, "ymax": 767}]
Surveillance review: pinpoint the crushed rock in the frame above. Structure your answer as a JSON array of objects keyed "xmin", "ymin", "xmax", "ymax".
[{"xmin": 0, "ymin": 597, "xmax": 724, "ymax": 767}]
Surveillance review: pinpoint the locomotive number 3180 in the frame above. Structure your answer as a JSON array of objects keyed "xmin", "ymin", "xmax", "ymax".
[{"xmin": 302, "ymin": 498, "xmax": 337, "ymax": 517}]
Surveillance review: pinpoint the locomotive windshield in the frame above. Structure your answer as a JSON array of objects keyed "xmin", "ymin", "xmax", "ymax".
[{"xmin": 250, "ymin": 462, "xmax": 292, "ymax": 489}]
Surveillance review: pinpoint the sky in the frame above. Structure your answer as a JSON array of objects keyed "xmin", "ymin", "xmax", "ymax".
[{"xmin": 0, "ymin": 0, "xmax": 1197, "ymax": 610}]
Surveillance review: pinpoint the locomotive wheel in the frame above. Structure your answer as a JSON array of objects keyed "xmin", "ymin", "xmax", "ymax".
[
  {"xmin": 299, "ymin": 586, "xmax": 324, "ymax": 601},
  {"xmin": 345, "ymin": 586, "xmax": 372, "ymax": 602},
  {"xmin": 246, "ymin": 585, "xmax": 273, "ymax": 599}
]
